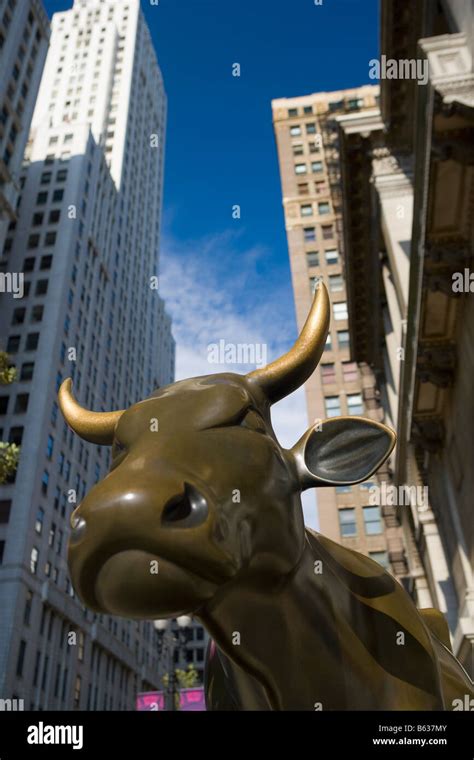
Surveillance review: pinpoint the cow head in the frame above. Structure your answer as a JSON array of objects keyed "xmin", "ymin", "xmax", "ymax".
[{"xmin": 59, "ymin": 283, "xmax": 395, "ymax": 620}]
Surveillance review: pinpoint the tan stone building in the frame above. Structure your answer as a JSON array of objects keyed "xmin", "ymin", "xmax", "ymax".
[
  {"xmin": 336, "ymin": 0, "xmax": 474, "ymax": 675},
  {"xmin": 271, "ymin": 86, "xmax": 407, "ymax": 580}
]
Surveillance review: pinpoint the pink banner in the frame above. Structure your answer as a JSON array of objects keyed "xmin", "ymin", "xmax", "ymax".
[{"xmin": 136, "ymin": 688, "xmax": 206, "ymax": 711}]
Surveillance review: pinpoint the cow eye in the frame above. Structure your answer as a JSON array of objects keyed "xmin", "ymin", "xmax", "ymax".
[{"xmin": 239, "ymin": 409, "xmax": 267, "ymax": 433}]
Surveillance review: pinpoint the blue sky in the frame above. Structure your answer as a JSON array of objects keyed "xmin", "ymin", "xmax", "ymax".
[{"xmin": 43, "ymin": 0, "xmax": 380, "ymax": 526}]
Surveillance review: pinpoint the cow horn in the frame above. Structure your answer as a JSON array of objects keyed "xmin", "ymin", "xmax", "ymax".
[
  {"xmin": 58, "ymin": 379, "xmax": 124, "ymax": 445},
  {"xmin": 248, "ymin": 280, "xmax": 330, "ymax": 403}
]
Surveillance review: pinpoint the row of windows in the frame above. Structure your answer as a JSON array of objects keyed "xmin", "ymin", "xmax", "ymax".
[
  {"xmin": 292, "ymin": 141, "xmax": 321, "ymax": 156},
  {"xmin": 290, "ymin": 123, "xmax": 318, "ymax": 137},
  {"xmin": 286, "ymin": 98, "xmax": 366, "ymax": 120},
  {"xmin": 301, "ymin": 201, "xmax": 331, "ymax": 217},
  {"xmin": 325, "ymin": 393, "xmax": 363, "ymax": 417},
  {"xmin": 309, "ymin": 271, "xmax": 344, "ymax": 294},
  {"xmin": 295, "ymin": 161, "xmax": 323, "ymax": 175},
  {"xmin": 303, "ymin": 225, "xmax": 334, "ymax": 242},
  {"xmin": 339, "ymin": 506, "xmax": 383, "ymax": 538},
  {"xmin": 321, "ymin": 361, "xmax": 358, "ymax": 385},
  {"xmin": 306, "ymin": 249, "xmax": 339, "ymax": 267},
  {"xmin": 324, "ymin": 330, "xmax": 349, "ymax": 351}
]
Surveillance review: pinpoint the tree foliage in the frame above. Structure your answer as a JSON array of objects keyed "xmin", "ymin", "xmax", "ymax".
[{"xmin": 0, "ymin": 351, "xmax": 19, "ymax": 484}]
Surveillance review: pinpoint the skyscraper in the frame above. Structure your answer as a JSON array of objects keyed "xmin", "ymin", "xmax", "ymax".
[
  {"xmin": 271, "ymin": 86, "xmax": 407, "ymax": 582},
  {"xmin": 0, "ymin": 0, "xmax": 176, "ymax": 709},
  {"xmin": 0, "ymin": 0, "xmax": 50, "ymax": 254}
]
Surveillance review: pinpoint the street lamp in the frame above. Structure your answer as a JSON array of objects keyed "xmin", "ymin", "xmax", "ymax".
[{"xmin": 153, "ymin": 617, "xmax": 192, "ymax": 710}]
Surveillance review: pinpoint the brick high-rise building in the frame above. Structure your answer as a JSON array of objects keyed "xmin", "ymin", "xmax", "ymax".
[
  {"xmin": 0, "ymin": 0, "xmax": 177, "ymax": 709},
  {"xmin": 271, "ymin": 86, "xmax": 407, "ymax": 580}
]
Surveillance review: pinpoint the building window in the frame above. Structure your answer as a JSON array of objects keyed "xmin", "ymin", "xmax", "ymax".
[
  {"xmin": 298, "ymin": 183, "xmax": 309, "ymax": 195},
  {"xmin": 318, "ymin": 202, "xmax": 330, "ymax": 215},
  {"xmin": 369, "ymin": 550, "xmax": 389, "ymax": 569},
  {"xmin": 41, "ymin": 470, "xmax": 49, "ymax": 495},
  {"xmin": 292, "ymin": 144, "xmax": 303, "ymax": 156},
  {"xmin": 16, "ymin": 640, "xmax": 27, "ymax": 677},
  {"xmin": 342, "ymin": 361, "xmax": 358, "ymax": 383},
  {"xmin": 324, "ymin": 395, "xmax": 340, "ymax": 417},
  {"xmin": 12, "ymin": 308, "xmax": 26, "ymax": 325},
  {"xmin": 311, "ymin": 161, "xmax": 323, "ymax": 173},
  {"xmin": 321, "ymin": 363, "xmax": 336, "ymax": 384},
  {"xmin": 20, "ymin": 362, "xmax": 34, "ymax": 381},
  {"xmin": 290, "ymin": 126, "xmax": 301, "ymax": 136},
  {"xmin": 35, "ymin": 280, "xmax": 48, "ymax": 296},
  {"xmin": 37, "ymin": 191, "xmax": 48, "ymax": 204},
  {"xmin": 49, "ymin": 209, "xmax": 61, "ymax": 224},
  {"xmin": 339, "ymin": 508, "xmax": 357, "ymax": 537},
  {"xmin": 0, "ymin": 396, "xmax": 8, "ymax": 414},
  {"xmin": 7, "ymin": 335, "xmax": 20, "ymax": 353},
  {"xmin": 333, "ymin": 302, "xmax": 348, "ymax": 321},
  {"xmin": 322, "ymin": 224, "xmax": 334, "ymax": 239},
  {"xmin": 295, "ymin": 164, "xmax": 307, "ymax": 174},
  {"xmin": 23, "ymin": 590, "xmax": 33, "ymax": 625},
  {"xmin": 300, "ymin": 204, "xmax": 312, "ymax": 217},
  {"xmin": 0, "ymin": 500, "xmax": 12, "ymax": 523},
  {"xmin": 40, "ymin": 255, "xmax": 52, "ymax": 271},
  {"xmin": 306, "ymin": 251, "xmax": 319, "ymax": 268},
  {"xmin": 14, "ymin": 393, "xmax": 29, "ymax": 413},
  {"xmin": 46, "ymin": 434, "xmax": 54, "ymax": 460},
  {"xmin": 347, "ymin": 393, "xmax": 363, "ymax": 415},
  {"xmin": 364, "ymin": 506, "xmax": 383, "ymax": 535},
  {"xmin": 40, "ymin": 172, "xmax": 52, "ymax": 185},
  {"xmin": 324, "ymin": 334, "xmax": 332, "ymax": 351},
  {"xmin": 35, "ymin": 507, "xmax": 44, "ymax": 534},
  {"xmin": 360, "ymin": 480, "xmax": 376, "ymax": 492},
  {"xmin": 23, "ymin": 257, "xmax": 35, "ymax": 272},
  {"xmin": 309, "ymin": 276, "xmax": 320, "ymax": 294},
  {"xmin": 52, "ymin": 189, "xmax": 64, "ymax": 202},
  {"xmin": 306, "ymin": 123, "xmax": 316, "ymax": 134},
  {"xmin": 329, "ymin": 274, "xmax": 344, "ymax": 293},
  {"xmin": 30, "ymin": 547, "xmax": 39, "ymax": 574},
  {"xmin": 303, "ymin": 105, "xmax": 313, "ymax": 114},
  {"xmin": 45, "ymin": 231, "xmax": 57, "ymax": 246},
  {"xmin": 27, "ymin": 234, "xmax": 40, "ymax": 248},
  {"xmin": 74, "ymin": 675, "xmax": 82, "ymax": 708},
  {"xmin": 336, "ymin": 485, "xmax": 352, "ymax": 494},
  {"xmin": 304, "ymin": 227, "xmax": 316, "ymax": 242},
  {"xmin": 288, "ymin": 108, "xmax": 298, "ymax": 116},
  {"xmin": 337, "ymin": 330, "xmax": 349, "ymax": 349},
  {"xmin": 325, "ymin": 249, "xmax": 339, "ymax": 265}
]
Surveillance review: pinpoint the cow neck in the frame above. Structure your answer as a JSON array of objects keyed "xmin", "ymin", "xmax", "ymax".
[{"xmin": 199, "ymin": 532, "xmax": 346, "ymax": 710}]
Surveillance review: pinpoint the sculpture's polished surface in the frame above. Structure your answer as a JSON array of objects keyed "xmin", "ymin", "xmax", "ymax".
[{"xmin": 59, "ymin": 282, "xmax": 473, "ymax": 710}]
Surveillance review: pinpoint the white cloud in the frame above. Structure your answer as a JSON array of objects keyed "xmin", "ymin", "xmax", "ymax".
[{"xmin": 159, "ymin": 230, "xmax": 320, "ymax": 531}]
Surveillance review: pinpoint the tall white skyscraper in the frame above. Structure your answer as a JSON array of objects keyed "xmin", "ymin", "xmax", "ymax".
[{"xmin": 0, "ymin": 0, "xmax": 176, "ymax": 709}]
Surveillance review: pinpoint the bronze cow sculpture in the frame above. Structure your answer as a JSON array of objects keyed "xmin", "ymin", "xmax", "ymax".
[{"xmin": 59, "ymin": 282, "xmax": 473, "ymax": 710}]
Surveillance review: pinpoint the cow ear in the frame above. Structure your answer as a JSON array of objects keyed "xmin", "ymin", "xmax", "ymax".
[{"xmin": 291, "ymin": 417, "xmax": 396, "ymax": 490}]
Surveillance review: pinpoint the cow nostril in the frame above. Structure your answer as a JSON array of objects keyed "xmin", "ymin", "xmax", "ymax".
[
  {"xmin": 70, "ymin": 516, "xmax": 86, "ymax": 544},
  {"xmin": 161, "ymin": 483, "xmax": 208, "ymax": 528}
]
